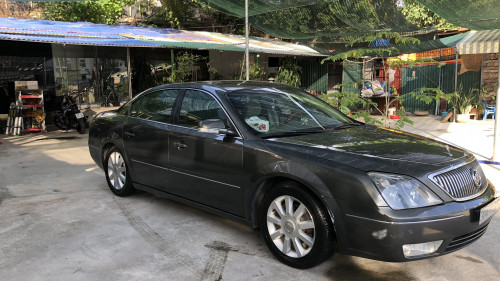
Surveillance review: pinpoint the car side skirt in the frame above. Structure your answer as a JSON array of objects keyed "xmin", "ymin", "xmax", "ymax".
[{"xmin": 132, "ymin": 182, "xmax": 253, "ymax": 227}]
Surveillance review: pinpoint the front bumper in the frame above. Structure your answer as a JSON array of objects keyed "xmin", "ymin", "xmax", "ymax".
[{"xmin": 333, "ymin": 183, "xmax": 499, "ymax": 262}]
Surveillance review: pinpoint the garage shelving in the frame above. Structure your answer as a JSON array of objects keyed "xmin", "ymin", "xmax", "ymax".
[{"xmin": 17, "ymin": 90, "xmax": 45, "ymax": 133}]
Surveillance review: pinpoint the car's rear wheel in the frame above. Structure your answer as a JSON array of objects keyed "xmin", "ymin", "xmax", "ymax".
[
  {"xmin": 259, "ymin": 181, "xmax": 335, "ymax": 269},
  {"xmin": 104, "ymin": 147, "xmax": 135, "ymax": 196}
]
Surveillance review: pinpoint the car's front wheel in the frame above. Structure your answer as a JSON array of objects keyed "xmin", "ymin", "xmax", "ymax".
[
  {"xmin": 104, "ymin": 147, "xmax": 135, "ymax": 197},
  {"xmin": 259, "ymin": 181, "xmax": 335, "ymax": 269}
]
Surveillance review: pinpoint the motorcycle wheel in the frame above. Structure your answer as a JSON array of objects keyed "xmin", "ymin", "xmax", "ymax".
[
  {"xmin": 76, "ymin": 118, "xmax": 85, "ymax": 134},
  {"xmin": 54, "ymin": 115, "xmax": 68, "ymax": 130}
]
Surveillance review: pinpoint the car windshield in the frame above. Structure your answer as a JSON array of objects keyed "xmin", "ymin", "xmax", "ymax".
[{"xmin": 227, "ymin": 87, "xmax": 356, "ymax": 137}]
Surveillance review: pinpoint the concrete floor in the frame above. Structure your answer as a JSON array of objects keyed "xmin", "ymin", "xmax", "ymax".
[{"xmin": 0, "ymin": 116, "xmax": 499, "ymax": 281}]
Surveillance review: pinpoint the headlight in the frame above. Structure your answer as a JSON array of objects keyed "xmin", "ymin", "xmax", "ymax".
[{"xmin": 368, "ymin": 172, "xmax": 442, "ymax": 210}]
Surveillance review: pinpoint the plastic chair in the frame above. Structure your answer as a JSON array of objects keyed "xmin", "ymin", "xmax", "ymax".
[{"xmin": 482, "ymin": 100, "xmax": 496, "ymax": 120}]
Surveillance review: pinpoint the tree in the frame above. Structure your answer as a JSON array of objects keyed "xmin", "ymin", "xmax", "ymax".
[
  {"xmin": 399, "ymin": 0, "xmax": 457, "ymax": 29},
  {"xmin": 142, "ymin": 0, "xmax": 246, "ymax": 34},
  {"xmin": 41, "ymin": 0, "xmax": 134, "ymax": 25},
  {"xmin": 150, "ymin": 0, "xmax": 202, "ymax": 28},
  {"xmin": 320, "ymin": 33, "xmax": 425, "ymax": 129},
  {"xmin": 0, "ymin": 0, "xmax": 36, "ymax": 19}
]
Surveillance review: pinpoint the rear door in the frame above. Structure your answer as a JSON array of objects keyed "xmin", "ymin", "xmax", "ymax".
[
  {"xmin": 168, "ymin": 89, "xmax": 245, "ymax": 216},
  {"xmin": 122, "ymin": 89, "xmax": 181, "ymax": 190}
]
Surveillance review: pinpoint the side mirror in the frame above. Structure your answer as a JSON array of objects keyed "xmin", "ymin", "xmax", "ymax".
[{"xmin": 198, "ymin": 119, "xmax": 237, "ymax": 136}]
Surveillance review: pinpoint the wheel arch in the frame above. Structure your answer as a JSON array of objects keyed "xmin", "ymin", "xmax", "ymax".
[
  {"xmin": 249, "ymin": 175, "xmax": 337, "ymax": 230},
  {"xmin": 101, "ymin": 142, "xmax": 117, "ymax": 166}
]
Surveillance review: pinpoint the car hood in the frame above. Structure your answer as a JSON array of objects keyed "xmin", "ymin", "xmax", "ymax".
[{"xmin": 268, "ymin": 126, "xmax": 468, "ymax": 167}]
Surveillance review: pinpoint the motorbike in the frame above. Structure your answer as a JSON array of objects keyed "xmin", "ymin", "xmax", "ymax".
[{"xmin": 54, "ymin": 92, "xmax": 86, "ymax": 134}]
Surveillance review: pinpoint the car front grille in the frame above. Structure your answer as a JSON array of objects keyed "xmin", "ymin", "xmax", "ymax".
[
  {"xmin": 445, "ymin": 224, "xmax": 489, "ymax": 253},
  {"xmin": 430, "ymin": 161, "xmax": 487, "ymax": 201}
]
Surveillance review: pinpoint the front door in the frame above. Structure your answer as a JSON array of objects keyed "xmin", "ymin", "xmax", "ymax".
[
  {"xmin": 122, "ymin": 89, "xmax": 181, "ymax": 190},
  {"xmin": 168, "ymin": 89, "xmax": 244, "ymax": 216}
]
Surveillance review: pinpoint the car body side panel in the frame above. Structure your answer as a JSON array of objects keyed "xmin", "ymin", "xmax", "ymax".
[
  {"xmin": 168, "ymin": 126, "xmax": 245, "ymax": 216},
  {"xmin": 88, "ymin": 111, "xmax": 127, "ymax": 168},
  {"xmin": 122, "ymin": 117, "xmax": 173, "ymax": 190},
  {"xmin": 241, "ymin": 139, "xmax": 386, "ymax": 247}
]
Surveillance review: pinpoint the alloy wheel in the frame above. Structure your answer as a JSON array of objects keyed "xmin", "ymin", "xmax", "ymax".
[
  {"xmin": 107, "ymin": 152, "xmax": 126, "ymax": 190},
  {"xmin": 266, "ymin": 195, "xmax": 315, "ymax": 258}
]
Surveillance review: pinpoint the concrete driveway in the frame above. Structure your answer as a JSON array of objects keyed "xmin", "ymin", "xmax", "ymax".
[{"xmin": 0, "ymin": 130, "xmax": 499, "ymax": 281}]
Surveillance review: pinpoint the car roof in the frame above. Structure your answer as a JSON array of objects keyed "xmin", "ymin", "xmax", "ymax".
[{"xmin": 149, "ymin": 80, "xmax": 300, "ymax": 94}]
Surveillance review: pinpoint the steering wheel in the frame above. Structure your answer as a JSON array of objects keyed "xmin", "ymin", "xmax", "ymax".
[{"xmin": 284, "ymin": 111, "xmax": 305, "ymax": 124}]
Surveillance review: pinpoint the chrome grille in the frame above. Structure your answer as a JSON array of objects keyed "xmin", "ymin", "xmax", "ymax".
[{"xmin": 430, "ymin": 161, "xmax": 487, "ymax": 201}]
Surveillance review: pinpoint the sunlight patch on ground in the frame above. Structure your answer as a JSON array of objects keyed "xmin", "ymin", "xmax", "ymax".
[{"xmin": 43, "ymin": 146, "xmax": 94, "ymax": 165}]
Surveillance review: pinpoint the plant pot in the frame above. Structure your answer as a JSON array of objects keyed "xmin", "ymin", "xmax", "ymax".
[
  {"xmin": 390, "ymin": 114, "xmax": 400, "ymax": 119},
  {"xmin": 456, "ymin": 113, "xmax": 470, "ymax": 123}
]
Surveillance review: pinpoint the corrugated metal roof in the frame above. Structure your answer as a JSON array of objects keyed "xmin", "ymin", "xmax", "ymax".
[
  {"xmin": 456, "ymin": 29, "xmax": 500, "ymax": 54},
  {"xmin": 0, "ymin": 18, "xmax": 324, "ymax": 56},
  {"xmin": 0, "ymin": 33, "xmax": 163, "ymax": 47}
]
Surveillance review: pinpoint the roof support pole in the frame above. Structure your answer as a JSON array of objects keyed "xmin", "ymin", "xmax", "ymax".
[
  {"xmin": 454, "ymin": 48, "xmax": 459, "ymax": 123},
  {"xmin": 245, "ymin": 0, "xmax": 250, "ymax": 81},
  {"xmin": 492, "ymin": 53, "xmax": 500, "ymax": 160},
  {"xmin": 171, "ymin": 49, "xmax": 175, "ymax": 73},
  {"xmin": 127, "ymin": 47, "xmax": 132, "ymax": 100}
]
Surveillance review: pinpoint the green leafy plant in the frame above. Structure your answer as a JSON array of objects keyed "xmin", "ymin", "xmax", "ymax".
[
  {"xmin": 207, "ymin": 63, "xmax": 223, "ymax": 80},
  {"xmin": 411, "ymin": 87, "xmax": 481, "ymax": 115},
  {"xmin": 320, "ymin": 90, "xmax": 380, "ymax": 127},
  {"xmin": 275, "ymin": 57, "xmax": 302, "ymax": 87},
  {"xmin": 41, "ymin": 0, "xmax": 134, "ymax": 25},
  {"xmin": 393, "ymin": 108, "xmax": 413, "ymax": 130},
  {"xmin": 399, "ymin": 0, "xmax": 457, "ymax": 29},
  {"xmin": 455, "ymin": 88, "xmax": 482, "ymax": 114},
  {"xmin": 322, "ymin": 32, "xmax": 421, "ymax": 63},
  {"xmin": 320, "ymin": 32, "xmax": 422, "ymax": 129},
  {"xmin": 235, "ymin": 61, "xmax": 266, "ymax": 81},
  {"xmin": 320, "ymin": 84, "xmax": 413, "ymax": 129},
  {"xmin": 167, "ymin": 52, "xmax": 204, "ymax": 83}
]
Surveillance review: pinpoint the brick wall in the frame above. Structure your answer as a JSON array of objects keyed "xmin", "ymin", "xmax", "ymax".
[{"xmin": 481, "ymin": 53, "xmax": 498, "ymax": 100}]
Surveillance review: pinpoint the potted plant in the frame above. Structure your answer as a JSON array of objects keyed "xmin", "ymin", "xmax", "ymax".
[{"xmin": 451, "ymin": 88, "xmax": 481, "ymax": 123}]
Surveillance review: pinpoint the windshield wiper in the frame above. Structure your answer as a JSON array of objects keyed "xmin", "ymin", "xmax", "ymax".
[
  {"xmin": 333, "ymin": 123, "xmax": 363, "ymax": 130},
  {"xmin": 260, "ymin": 129, "xmax": 325, "ymax": 139}
]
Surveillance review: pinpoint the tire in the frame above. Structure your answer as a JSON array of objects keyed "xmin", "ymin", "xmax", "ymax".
[
  {"xmin": 104, "ymin": 147, "xmax": 135, "ymax": 197},
  {"xmin": 259, "ymin": 181, "xmax": 335, "ymax": 269},
  {"xmin": 76, "ymin": 118, "xmax": 85, "ymax": 134}
]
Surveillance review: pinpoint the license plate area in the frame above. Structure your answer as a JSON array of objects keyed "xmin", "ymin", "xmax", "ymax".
[
  {"xmin": 75, "ymin": 113, "xmax": 84, "ymax": 119},
  {"xmin": 479, "ymin": 197, "xmax": 500, "ymax": 225}
]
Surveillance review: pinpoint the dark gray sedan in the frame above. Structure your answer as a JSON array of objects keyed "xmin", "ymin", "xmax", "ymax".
[{"xmin": 88, "ymin": 81, "xmax": 500, "ymax": 269}]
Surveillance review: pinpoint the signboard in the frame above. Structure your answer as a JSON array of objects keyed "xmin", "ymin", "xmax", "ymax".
[{"xmin": 14, "ymin": 81, "xmax": 38, "ymax": 90}]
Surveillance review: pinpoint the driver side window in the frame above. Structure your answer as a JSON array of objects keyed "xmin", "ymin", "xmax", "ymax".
[
  {"xmin": 178, "ymin": 90, "xmax": 228, "ymax": 128},
  {"xmin": 130, "ymin": 89, "xmax": 179, "ymax": 123}
]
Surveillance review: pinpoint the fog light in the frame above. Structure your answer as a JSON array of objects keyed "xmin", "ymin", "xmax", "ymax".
[{"xmin": 402, "ymin": 240, "xmax": 443, "ymax": 258}]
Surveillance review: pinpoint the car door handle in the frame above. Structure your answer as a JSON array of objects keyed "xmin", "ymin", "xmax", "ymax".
[
  {"xmin": 124, "ymin": 131, "xmax": 135, "ymax": 137},
  {"xmin": 173, "ymin": 141, "xmax": 188, "ymax": 149}
]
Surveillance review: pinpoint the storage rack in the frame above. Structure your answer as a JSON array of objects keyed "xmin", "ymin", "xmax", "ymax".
[{"xmin": 17, "ymin": 90, "xmax": 45, "ymax": 133}]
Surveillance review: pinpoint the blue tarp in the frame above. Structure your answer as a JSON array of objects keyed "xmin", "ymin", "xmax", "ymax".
[
  {"xmin": 0, "ymin": 33, "xmax": 163, "ymax": 47},
  {"xmin": 0, "ymin": 18, "xmax": 213, "ymax": 47},
  {"xmin": 0, "ymin": 18, "xmax": 323, "ymax": 56}
]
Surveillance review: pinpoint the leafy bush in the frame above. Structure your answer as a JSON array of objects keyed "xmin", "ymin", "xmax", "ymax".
[
  {"xmin": 234, "ymin": 61, "xmax": 266, "ymax": 81},
  {"xmin": 276, "ymin": 57, "xmax": 301, "ymax": 87},
  {"xmin": 41, "ymin": 0, "xmax": 134, "ymax": 25},
  {"xmin": 167, "ymin": 52, "xmax": 204, "ymax": 83}
]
